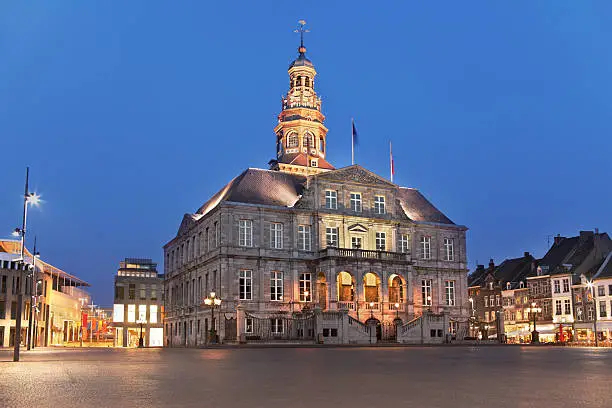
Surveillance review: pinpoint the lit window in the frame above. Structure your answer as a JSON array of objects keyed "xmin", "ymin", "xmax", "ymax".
[
  {"xmin": 138, "ymin": 304, "xmax": 147, "ymax": 321},
  {"xmin": 270, "ymin": 223, "xmax": 283, "ymax": 249},
  {"xmin": 270, "ymin": 271, "xmax": 283, "ymax": 301},
  {"xmin": 113, "ymin": 304, "xmax": 124, "ymax": 323},
  {"xmin": 239, "ymin": 219, "xmax": 253, "ymax": 247},
  {"xmin": 326, "ymin": 227, "xmax": 338, "ymax": 247},
  {"xmin": 350, "ymin": 193, "xmax": 362, "ymax": 212},
  {"xmin": 239, "ymin": 270, "xmax": 252, "ymax": 300},
  {"xmin": 127, "ymin": 304, "xmax": 135, "ymax": 323},
  {"xmin": 325, "ymin": 190, "xmax": 337, "ymax": 210},
  {"xmin": 400, "ymin": 234, "xmax": 409, "ymax": 253},
  {"xmin": 375, "ymin": 232, "xmax": 386, "ymax": 251},
  {"xmin": 150, "ymin": 305, "xmax": 158, "ymax": 324},
  {"xmin": 287, "ymin": 133, "xmax": 298, "ymax": 148},
  {"xmin": 445, "ymin": 280, "xmax": 455, "ymax": 306},
  {"xmin": 374, "ymin": 196, "xmax": 385, "ymax": 214},
  {"xmin": 444, "ymin": 238, "xmax": 454, "ymax": 261},
  {"xmin": 299, "ymin": 273, "xmax": 311, "ymax": 302},
  {"xmin": 422, "ymin": 280, "xmax": 432, "ymax": 306},
  {"xmin": 298, "ymin": 225, "xmax": 311, "ymax": 251},
  {"xmin": 420, "ymin": 236, "xmax": 431, "ymax": 260}
]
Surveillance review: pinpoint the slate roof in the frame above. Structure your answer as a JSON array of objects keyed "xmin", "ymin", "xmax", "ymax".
[
  {"xmin": 538, "ymin": 232, "xmax": 609, "ymax": 276},
  {"xmin": 469, "ymin": 255, "xmax": 535, "ymax": 288},
  {"xmin": 191, "ymin": 166, "xmax": 457, "ymax": 228},
  {"xmin": 196, "ymin": 168, "xmax": 306, "ymax": 216},
  {"xmin": 595, "ymin": 252, "xmax": 612, "ymax": 279},
  {"xmin": 397, "ymin": 188, "xmax": 454, "ymax": 225}
]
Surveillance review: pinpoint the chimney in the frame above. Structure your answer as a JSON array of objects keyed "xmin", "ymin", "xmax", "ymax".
[
  {"xmin": 488, "ymin": 259, "xmax": 495, "ymax": 270},
  {"xmin": 579, "ymin": 230, "xmax": 594, "ymax": 243},
  {"xmin": 524, "ymin": 251, "xmax": 530, "ymax": 258},
  {"xmin": 553, "ymin": 234, "xmax": 564, "ymax": 246},
  {"xmin": 476, "ymin": 264, "xmax": 484, "ymax": 272}
]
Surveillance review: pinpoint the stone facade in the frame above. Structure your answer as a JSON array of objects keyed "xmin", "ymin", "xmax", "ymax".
[{"xmin": 163, "ymin": 35, "xmax": 469, "ymax": 346}]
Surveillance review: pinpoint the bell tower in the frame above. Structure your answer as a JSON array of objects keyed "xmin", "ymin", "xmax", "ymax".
[{"xmin": 271, "ymin": 21, "xmax": 334, "ymax": 175}]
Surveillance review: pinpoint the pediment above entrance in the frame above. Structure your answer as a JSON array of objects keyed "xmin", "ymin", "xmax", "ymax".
[
  {"xmin": 316, "ymin": 165, "xmax": 395, "ymax": 187},
  {"xmin": 348, "ymin": 223, "xmax": 368, "ymax": 233}
]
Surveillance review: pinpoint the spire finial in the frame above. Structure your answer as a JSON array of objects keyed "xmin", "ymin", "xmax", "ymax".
[{"xmin": 294, "ymin": 20, "xmax": 309, "ymax": 54}]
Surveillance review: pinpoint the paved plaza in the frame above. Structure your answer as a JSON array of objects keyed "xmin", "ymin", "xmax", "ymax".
[{"xmin": 1, "ymin": 346, "xmax": 611, "ymax": 408}]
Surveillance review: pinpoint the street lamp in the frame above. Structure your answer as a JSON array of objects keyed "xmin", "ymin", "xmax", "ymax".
[
  {"xmin": 26, "ymin": 243, "xmax": 40, "ymax": 351},
  {"xmin": 136, "ymin": 318, "xmax": 147, "ymax": 348},
  {"xmin": 369, "ymin": 301, "xmax": 375, "ymax": 319},
  {"xmin": 586, "ymin": 280, "xmax": 598, "ymax": 347},
  {"xmin": 394, "ymin": 302, "xmax": 400, "ymax": 319},
  {"xmin": 525, "ymin": 302, "xmax": 542, "ymax": 344},
  {"xmin": 204, "ymin": 292, "xmax": 222, "ymax": 344},
  {"xmin": 12, "ymin": 167, "xmax": 41, "ymax": 362}
]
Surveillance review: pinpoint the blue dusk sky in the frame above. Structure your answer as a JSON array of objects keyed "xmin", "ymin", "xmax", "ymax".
[{"xmin": 1, "ymin": 1, "xmax": 611, "ymax": 305}]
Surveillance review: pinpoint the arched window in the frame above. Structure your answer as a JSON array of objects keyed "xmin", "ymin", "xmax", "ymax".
[
  {"xmin": 305, "ymin": 77, "xmax": 310, "ymax": 87},
  {"xmin": 303, "ymin": 133, "xmax": 314, "ymax": 149},
  {"xmin": 319, "ymin": 137, "xmax": 325, "ymax": 153},
  {"xmin": 287, "ymin": 133, "xmax": 298, "ymax": 148}
]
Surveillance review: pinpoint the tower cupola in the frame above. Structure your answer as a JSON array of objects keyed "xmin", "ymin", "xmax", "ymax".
[{"xmin": 272, "ymin": 20, "xmax": 334, "ymax": 176}]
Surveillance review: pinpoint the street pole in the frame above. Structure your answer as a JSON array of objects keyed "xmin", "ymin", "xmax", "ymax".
[
  {"xmin": 14, "ymin": 168, "xmax": 30, "ymax": 362},
  {"xmin": 591, "ymin": 285, "xmax": 599, "ymax": 347},
  {"xmin": 26, "ymin": 238, "xmax": 38, "ymax": 350}
]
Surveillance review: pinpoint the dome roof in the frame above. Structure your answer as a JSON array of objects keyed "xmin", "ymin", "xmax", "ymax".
[{"xmin": 289, "ymin": 46, "xmax": 314, "ymax": 69}]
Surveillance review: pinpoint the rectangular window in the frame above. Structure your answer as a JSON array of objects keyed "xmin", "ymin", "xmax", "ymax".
[
  {"xmin": 297, "ymin": 225, "xmax": 311, "ymax": 251},
  {"xmin": 150, "ymin": 305, "xmax": 158, "ymax": 324},
  {"xmin": 1, "ymin": 275, "xmax": 6, "ymax": 293},
  {"xmin": 139, "ymin": 286, "xmax": 146, "ymax": 300},
  {"xmin": 609, "ymin": 285, "xmax": 612, "ymax": 296},
  {"xmin": 115, "ymin": 285, "xmax": 124, "ymax": 300},
  {"xmin": 214, "ymin": 221, "xmax": 219, "ymax": 247},
  {"xmin": 564, "ymin": 299, "xmax": 571, "ymax": 315},
  {"xmin": 239, "ymin": 219, "xmax": 253, "ymax": 247},
  {"xmin": 444, "ymin": 238, "xmax": 454, "ymax": 261},
  {"xmin": 127, "ymin": 304, "xmax": 136, "ymax": 323},
  {"xmin": 374, "ymin": 195, "xmax": 386, "ymax": 214},
  {"xmin": 299, "ymin": 273, "xmax": 311, "ymax": 302},
  {"xmin": 245, "ymin": 318, "xmax": 253, "ymax": 334},
  {"xmin": 375, "ymin": 232, "xmax": 386, "ymax": 251},
  {"xmin": 350, "ymin": 193, "xmax": 362, "ymax": 212},
  {"xmin": 351, "ymin": 236, "xmax": 362, "ymax": 249},
  {"xmin": 420, "ymin": 236, "xmax": 431, "ymax": 260},
  {"xmin": 598, "ymin": 286, "xmax": 605, "ymax": 297},
  {"xmin": 113, "ymin": 304, "xmax": 124, "ymax": 323},
  {"xmin": 10, "ymin": 301, "xmax": 16, "ymax": 319},
  {"xmin": 138, "ymin": 305, "xmax": 147, "ymax": 321},
  {"xmin": 400, "ymin": 234, "xmax": 409, "ymax": 253},
  {"xmin": 325, "ymin": 190, "xmax": 337, "ymax": 210},
  {"xmin": 239, "ymin": 270, "xmax": 252, "ymax": 300},
  {"xmin": 554, "ymin": 280, "xmax": 560, "ymax": 294},
  {"xmin": 555, "ymin": 300, "xmax": 562, "ymax": 315},
  {"xmin": 270, "ymin": 223, "xmax": 283, "ymax": 249},
  {"xmin": 270, "ymin": 271, "xmax": 283, "ymax": 301},
  {"xmin": 271, "ymin": 318, "xmax": 283, "ymax": 334},
  {"xmin": 326, "ymin": 227, "xmax": 338, "ymax": 247},
  {"xmin": 600, "ymin": 301, "xmax": 607, "ymax": 318},
  {"xmin": 422, "ymin": 279, "xmax": 432, "ymax": 306},
  {"xmin": 496, "ymin": 295, "xmax": 500, "ymax": 306},
  {"xmin": 128, "ymin": 284, "xmax": 135, "ymax": 300},
  {"xmin": 563, "ymin": 279, "xmax": 570, "ymax": 293},
  {"xmin": 484, "ymin": 296, "xmax": 489, "ymax": 307},
  {"xmin": 445, "ymin": 280, "xmax": 455, "ymax": 306}
]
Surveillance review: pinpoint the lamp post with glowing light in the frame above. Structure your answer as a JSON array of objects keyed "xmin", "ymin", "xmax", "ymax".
[
  {"xmin": 204, "ymin": 292, "xmax": 222, "ymax": 344},
  {"xmin": 137, "ymin": 318, "xmax": 146, "ymax": 348},
  {"xmin": 586, "ymin": 280, "xmax": 598, "ymax": 346},
  {"xmin": 12, "ymin": 167, "xmax": 41, "ymax": 362},
  {"xmin": 26, "ymin": 241, "xmax": 40, "ymax": 350},
  {"xmin": 525, "ymin": 302, "xmax": 542, "ymax": 344}
]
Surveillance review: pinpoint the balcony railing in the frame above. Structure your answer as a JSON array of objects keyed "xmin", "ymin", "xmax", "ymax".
[
  {"xmin": 318, "ymin": 247, "xmax": 410, "ymax": 262},
  {"xmin": 333, "ymin": 301, "xmax": 406, "ymax": 312}
]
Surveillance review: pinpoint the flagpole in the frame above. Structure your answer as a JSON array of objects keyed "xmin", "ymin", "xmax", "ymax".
[
  {"xmin": 351, "ymin": 118, "xmax": 354, "ymax": 165},
  {"xmin": 389, "ymin": 141, "xmax": 393, "ymax": 183}
]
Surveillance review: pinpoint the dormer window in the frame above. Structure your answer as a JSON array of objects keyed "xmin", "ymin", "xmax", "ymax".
[
  {"xmin": 488, "ymin": 282, "xmax": 493, "ymax": 290},
  {"xmin": 310, "ymin": 159, "xmax": 318, "ymax": 167}
]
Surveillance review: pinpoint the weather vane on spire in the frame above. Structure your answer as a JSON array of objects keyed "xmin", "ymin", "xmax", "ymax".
[{"xmin": 294, "ymin": 20, "xmax": 309, "ymax": 51}]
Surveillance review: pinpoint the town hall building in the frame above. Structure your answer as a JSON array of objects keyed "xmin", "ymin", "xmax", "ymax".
[{"xmin": 163, "ymin": 26, "xmax": 469, "ymax": 345}]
